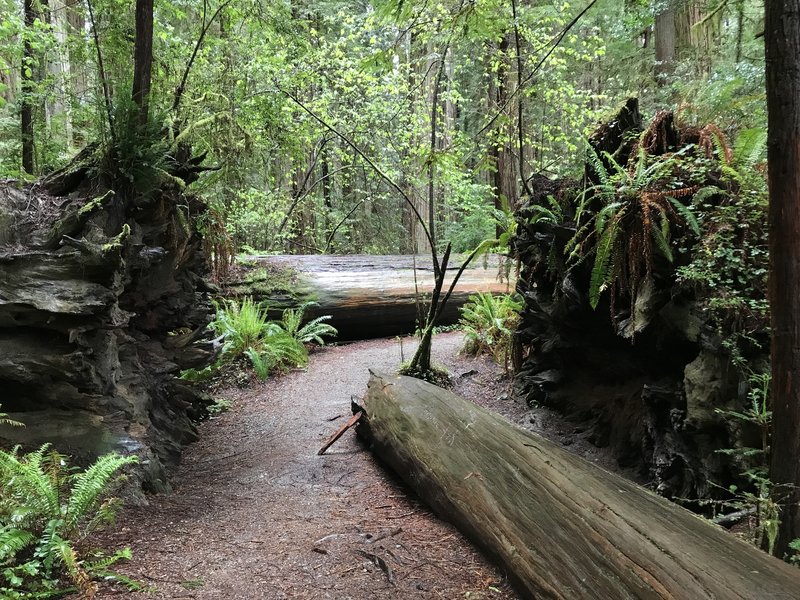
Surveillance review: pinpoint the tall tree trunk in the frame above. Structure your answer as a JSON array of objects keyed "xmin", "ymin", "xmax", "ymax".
[
  {"xmin": 488, "ymin": 35, "xmax": 518, "ymax": 236},
  {"xmin": 46, "ymin": 0, "xmax": 74, "ymax": 151},
  {"xmin": 766, "ymin": 0, "xmax": 800, "ymax": 559},
  {"xmin": 132, "ymin": 0, "xmax": 154, "ymax": 125},
  {"xmin": 21, "ymin": 0, "xmax": 36, "ymax": 175},
  {"xmin": 654, "ymin": 5, "xmax": 676, "ymax": 85}
]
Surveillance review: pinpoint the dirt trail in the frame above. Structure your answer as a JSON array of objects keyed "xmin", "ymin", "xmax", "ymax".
[{"xmin": 98, "ymin": 333, "xmax": 520, "ymax": 599}]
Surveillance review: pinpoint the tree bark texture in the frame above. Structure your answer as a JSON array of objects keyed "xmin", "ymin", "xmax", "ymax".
[
  {"xmin": 0, "ymin": 159, "xmax": 213, "ymax": 492},
  {"xmin": 356, "ymin": 372, "xmax": 800, "ymax": 599},
  {"xmin": 132, "ymin": 0, "xmax": 154, "ymax": 125},
  {"xmin": 766, "ymin": 0, "xmax": 800, "ymax": 558},
  {"xmin": 226, "ymin": 254, "xmax": 513, "ymax": 341},
  {"xmin": 654, "ymin": 7, "xmax": 676, "ymax": 85},
  {"xmin": 21, "ymin": 0, "xmax": 36, "ymax": 174}
]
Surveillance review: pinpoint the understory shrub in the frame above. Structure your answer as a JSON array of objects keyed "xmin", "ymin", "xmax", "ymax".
[
  {"xmin": 0, "ymin": 445, "xmax": 139, "ymax": 598},
  {"xmin": 184, "ymin": 297, "xmax": 337, "ymax": 381},
  {"xmin": 459, "ymin": 292, "xmax": 522, "ymax": 371}
]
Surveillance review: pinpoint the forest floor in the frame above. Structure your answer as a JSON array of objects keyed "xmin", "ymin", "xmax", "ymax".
[{"xmin": 88, "ymin": 332, "xmax": 627, "ymax": 599}]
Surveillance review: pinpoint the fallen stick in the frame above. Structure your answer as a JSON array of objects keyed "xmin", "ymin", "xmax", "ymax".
[{"xmin": 318, "ymin": 411, "xmax": 362, "ymax": 455}]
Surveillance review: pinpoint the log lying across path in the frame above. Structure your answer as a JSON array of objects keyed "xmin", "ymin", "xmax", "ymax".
[
  {"xmin": 356, "ymin": 372, "xmax": 800, "ymax": 599},
  {"xmin": 227, "ymin": 254, "xmax": 513, "ymax": 340}
]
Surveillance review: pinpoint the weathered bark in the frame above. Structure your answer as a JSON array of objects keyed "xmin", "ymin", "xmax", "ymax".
[
  {"xmin": 226, "ymin": 254, "xmax": 513, "ymax": 341},
  {"xmin": 488, "ymin": 34, "xmax": 519, "ymax": 232},
  {"xmin": 357, "ymin": 372, "xmax": 800, "ymax": 599},
  {"xmin": 132, "ymin": 0, "xmax": 154, "ymax": 125},
  {"xmin": 655, "ymin": 6, "xmax": 676, "ymax": 85},
  {"xmin": 21, "ymin": 0, "xmax": 36, "ymax": 175},
  {"xmin": 765, "ymin": 0, "xmax": 800, "ymax": 558}
]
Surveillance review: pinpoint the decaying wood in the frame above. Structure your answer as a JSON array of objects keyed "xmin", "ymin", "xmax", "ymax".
[
  {"xmin": 356, "ymin": 371, "xmax": 800, "ymax": 599},
  {"xmin": 228, "ymin": 254, "xmax": 514, "ymax": 340},
  {"xmin": 0, "ymin": 158, "xmax": 213, "ymax": 491}
]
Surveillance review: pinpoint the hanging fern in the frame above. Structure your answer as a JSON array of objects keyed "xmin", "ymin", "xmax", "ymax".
[{"xmin": 577, "ymin": 136, "xmax": 717, "ymax": 313}]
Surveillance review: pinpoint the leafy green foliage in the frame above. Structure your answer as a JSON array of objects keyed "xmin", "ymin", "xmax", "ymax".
[
  {"xmin": 459, "ymin": 292, "xmax": 522, "ymax": 371},
  {"xmin": 576, "ymin": 142, "xmax": 711, "ymax": 310},
  {"xmin": 677, "ymin": 127, "xmax": 769, "ymax": 367},
  {"xmin": 713, "ymin": 371, "xmax": 779, "ymax": 554},
  {"xmin": 0, "ymin": 446, "xmax": 138, "ymax": 597},
  {"xmin": 199, "ymin": 297, "xmax": 337, "ymax": 381}
]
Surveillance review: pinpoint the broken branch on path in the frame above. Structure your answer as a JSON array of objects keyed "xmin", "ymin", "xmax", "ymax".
[{"xmin": 318, "ymin": 411, "xmax": 362, "ymax": 455}]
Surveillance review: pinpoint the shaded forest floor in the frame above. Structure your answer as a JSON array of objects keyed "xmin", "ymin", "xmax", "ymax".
[{"xmin": 89, "ymin": 333, "xmax": 526, "ymax": 599}]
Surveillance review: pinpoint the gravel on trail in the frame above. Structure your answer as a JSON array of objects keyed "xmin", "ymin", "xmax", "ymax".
[{"xmin": 92, "ymin": 332, "xmax": 522, "ymax": 600}]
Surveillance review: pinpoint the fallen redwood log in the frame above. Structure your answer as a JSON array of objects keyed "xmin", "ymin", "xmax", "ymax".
[
  {"xmin": 355, "ymin": 372, "xmax": 800, "ymax": 599},
  {"xmin": 227, "ymin": 254, "xmax": 513, "ymax": 340}
]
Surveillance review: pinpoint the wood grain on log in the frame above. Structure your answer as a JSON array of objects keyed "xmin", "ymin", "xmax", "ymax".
[
  {"xmin": 228, "ymin": 254, "xmax": 514, "ymax": 340},
  {"xmin": 357, "ymin": 372, "xmax": 800, "ymax": 599}
]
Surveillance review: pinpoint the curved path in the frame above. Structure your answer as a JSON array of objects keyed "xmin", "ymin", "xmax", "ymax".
[{"xmin": 99, "ymin": 333, "xmax": 519, "ymax": 599}]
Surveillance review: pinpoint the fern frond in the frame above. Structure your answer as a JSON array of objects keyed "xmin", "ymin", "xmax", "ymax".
[
  {"xmin": 64, "ymin": 454, "xmax": 137, "ymax": 536},
  {"xmin": 590, "ymin": 218, "xmax": 619, "ymax": 309},
  {"xmin": 667, "ymin": 197, "xmax": 701, "ymax": 236},
  {"xmin": 0, "ymin": 445, "xmax": 61, "ymax": 520},
  {"xmin": 585, "ymin": 144, "xmax": 612, "ymax": 187},
  {"xmin": 0, "ymin": 527, "xmax": 35, "ymax": 564},
  {"xmin": 733, "ymin": 128, "xmax": 767, "ymax": 168},
  {"xmin": 651, "ymin": 216, "xmax": 674, "ymax": 263},
  {"xmin": 295, "ymin": 315, "xmax": 338, "ymax": 345},
  {"xmin": 691, "ymin": 185, "xmax": 724, "ymax": 206},
  {"xmin": 245, "ymin": 347, "xmax": 274, "ymax": 379}
]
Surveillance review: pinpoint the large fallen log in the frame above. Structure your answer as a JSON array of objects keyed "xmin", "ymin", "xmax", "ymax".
[
  {"xmin": 227, "ymin": 254, "xmax": 513, "ymax": 340},
  {"xmin": 356, "ymin": 372, "xmax": 800, "ymax": 599}
]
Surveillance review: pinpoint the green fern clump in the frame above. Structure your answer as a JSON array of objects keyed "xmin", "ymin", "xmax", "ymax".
[
  {"xmin": 198, "ymin": 297, "xmax": 337, "ymax": 381},
  {"xmin": 575, "ymin": 139, "xmax": 715, "ymax": 311},
  {"xmin": 0, "ymin": 446, "xmax": 139, "ymax": 598},
  {"xmin": 210, "ymin": 297, "xmax": 271, "ymax": 358},
  {"xmin": 459, "ymin": 293, "xmax": 522, "ymax": 371}
]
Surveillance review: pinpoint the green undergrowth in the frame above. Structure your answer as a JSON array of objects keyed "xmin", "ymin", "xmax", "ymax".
[
  {"xmin": 181, "ymin": 297, "xmax": 337, "ymax": 383},
  {"xmin": 459, "ymin": 292, "xmax": 522, "ymax": 372},
  {"xmin": 0, "ymin": 445, "xmax": 142, "ymax": 598},
  {"xmin": 398, "ymin": 360, "xmax": 452, "ymax": 388}
]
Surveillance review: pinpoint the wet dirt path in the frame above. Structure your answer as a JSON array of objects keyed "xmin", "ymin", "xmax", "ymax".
[{"xmin": 97, "ymin": 333, "xmax": 520, "ymax": 599}]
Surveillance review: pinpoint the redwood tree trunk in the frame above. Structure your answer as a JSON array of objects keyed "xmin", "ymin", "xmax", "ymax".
[
  {"xmin": 766, "ymin": 0, "xmax": 800, "ymax": 558},
  {"xmin": 654, "ymin": 6, "xmax": 676, "ymax": 85},
  {"xmin": 20, "ymin": 0, "xmax": 35, "ymax": 175},
  {"xmin": 132, "ymin": 0, "xmax": 154, "ymax": 125}
]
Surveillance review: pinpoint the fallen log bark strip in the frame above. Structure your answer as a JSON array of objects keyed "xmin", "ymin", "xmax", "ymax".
[{"xmin": 355, "ymin": 371, "xmax": 800, "ymax": 599}]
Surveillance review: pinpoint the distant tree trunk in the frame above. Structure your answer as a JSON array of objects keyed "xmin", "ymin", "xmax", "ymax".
[
  {"xmin": 654, "ymin": 5, "xmax": 676, "ymax": 85},
  {"xmin": 735, "ymin": 0, "xmax": 745, "ymax": 62},
  {"xmin": 21, "ymin": 0, "xmax": 36, "ymax": 175},
  {"xmin": 765, "ymin": 0, "xmax": 800, "ymax": 559},
  {"xmin": 488, "ymin": 35, "xmax": 518, "ymax": 236},
  {"xmin": 132, "ymin": 0, "xmax": 154, "ymax": 125},
  {"xmin": 46, "ymin": 0, "xmax": 74, "ymax": 151},
  {"xmin": 66, "ymin": 1, "xmax": 87, "ymax": 146}
]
